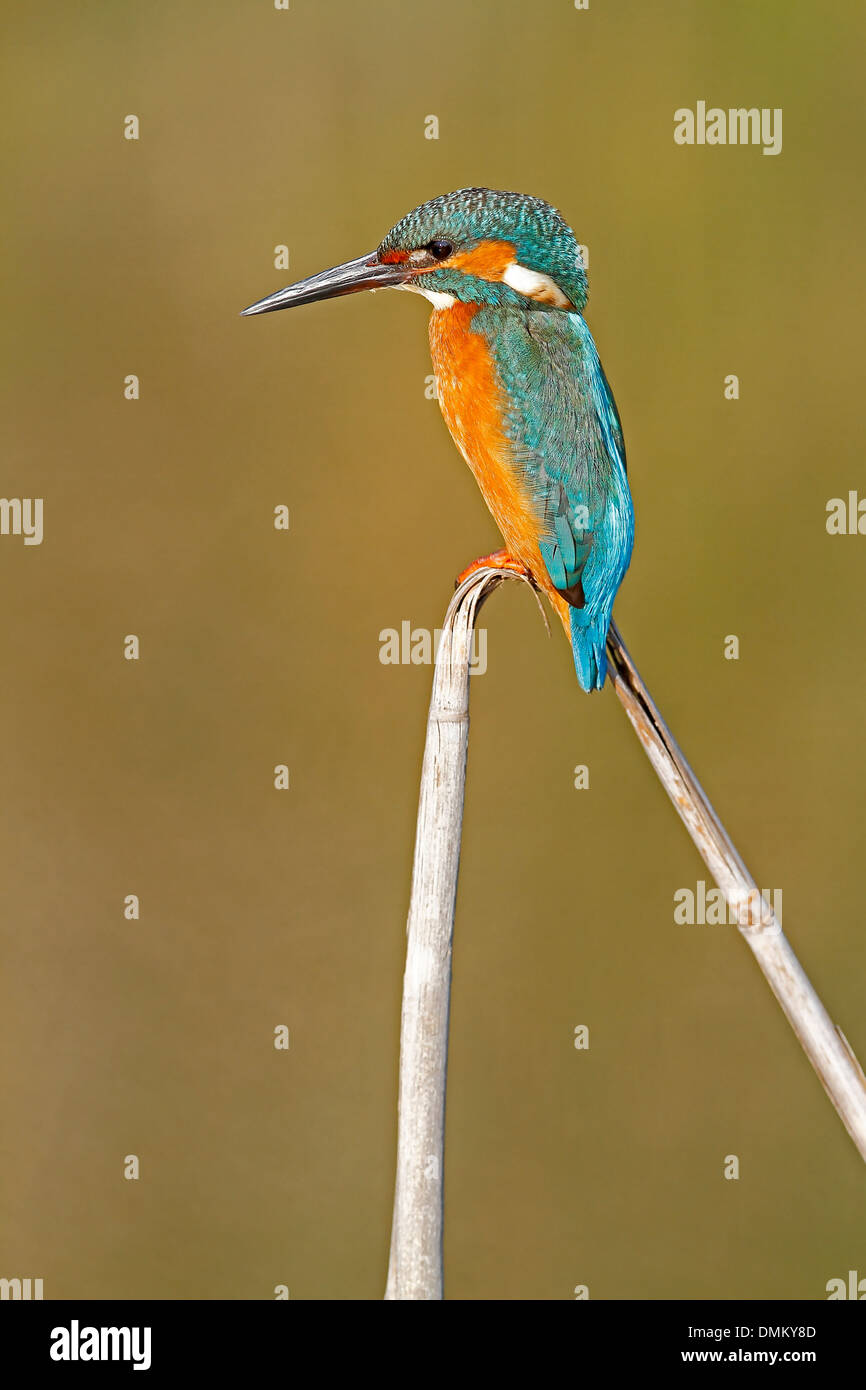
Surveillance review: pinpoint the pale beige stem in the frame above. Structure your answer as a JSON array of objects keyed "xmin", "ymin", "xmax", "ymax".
[
  {"xmin": 386, "ymin": 568, "xmax": 511, "ymax": 1300},
  {"xmin": 605, "ymin": 620, "xmax": 866, "ymax": 1159},
  {"xmin": 386, "ymin": 574, "xmax": 866, "ymax": 1301}
]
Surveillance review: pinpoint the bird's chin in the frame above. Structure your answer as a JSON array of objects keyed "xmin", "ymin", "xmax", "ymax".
[{"xmin": 397, "ymin": 282, "xmax": 457, "ymax": 311}]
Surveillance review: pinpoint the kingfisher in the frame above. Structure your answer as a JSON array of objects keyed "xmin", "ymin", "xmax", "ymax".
[{"xmin": 242, "ymin": 188, "xmax": 634, "ymax": 690}]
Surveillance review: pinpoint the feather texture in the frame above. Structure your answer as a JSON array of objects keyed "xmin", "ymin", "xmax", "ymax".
[{"xmin": 431, "ymin": 302, "xmax": 634, "ymax": 690}]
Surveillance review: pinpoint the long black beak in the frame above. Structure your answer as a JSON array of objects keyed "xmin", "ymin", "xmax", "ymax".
[{"xmin": 240, "ymin": 251, "xmax": 413, "ymax": 316}]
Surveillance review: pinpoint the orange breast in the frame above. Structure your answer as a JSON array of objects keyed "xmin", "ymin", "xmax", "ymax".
[{"xmin": 428, "ymin": 302, "xmax": 570, "ymax": 631}]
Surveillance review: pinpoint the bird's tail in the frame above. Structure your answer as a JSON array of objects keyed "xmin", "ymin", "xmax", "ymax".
[{"xmin": 569, "ymin": 607, "xmax": 609, "ymax": 692}]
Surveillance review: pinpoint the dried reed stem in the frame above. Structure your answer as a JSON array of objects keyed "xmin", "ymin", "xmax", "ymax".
[{"xmin": 385, "ymin": 572, "xmax": 866, "ymax": 1300}]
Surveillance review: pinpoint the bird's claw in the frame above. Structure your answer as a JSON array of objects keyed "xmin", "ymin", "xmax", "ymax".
[{"xmin": 455, "ymin": 549, "xmax": 535, "ymax": 588}]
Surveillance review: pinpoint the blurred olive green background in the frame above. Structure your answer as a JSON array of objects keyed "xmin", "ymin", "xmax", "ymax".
[{"xmin": 2, "ymin": 0, "xmax": 864, "ymax": 1300}]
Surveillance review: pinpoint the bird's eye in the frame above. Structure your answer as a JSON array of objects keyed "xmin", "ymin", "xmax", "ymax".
[{"xmin": 426, "ymin": 239, "xmax": 454, "ymax": 260}]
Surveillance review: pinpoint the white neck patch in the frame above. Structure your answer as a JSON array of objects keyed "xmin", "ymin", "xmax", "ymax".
[{"xmin": 502, "ymin": 261, "xmax": 572, "ymax": 308}]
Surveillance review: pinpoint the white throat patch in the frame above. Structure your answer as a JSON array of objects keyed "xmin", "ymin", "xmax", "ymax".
[{"xmin": 398, "ymin": 282, "xmax": 457, "ymax": 311}]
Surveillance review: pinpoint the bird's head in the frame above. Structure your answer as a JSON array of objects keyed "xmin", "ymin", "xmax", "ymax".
[{"xmin": 241, "ymin": 188, "xmax": 588, "ymax": 318}]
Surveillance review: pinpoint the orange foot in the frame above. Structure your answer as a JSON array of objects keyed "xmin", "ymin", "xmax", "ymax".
[{"xmin": 456, "ymin": 548, "xmax": 534, "ymax": 587}]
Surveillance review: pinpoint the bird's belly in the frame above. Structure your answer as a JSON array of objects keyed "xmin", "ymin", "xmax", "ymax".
[{"xmin": 429, "ymin": 304, "xmax": 570, "ymax": 626}]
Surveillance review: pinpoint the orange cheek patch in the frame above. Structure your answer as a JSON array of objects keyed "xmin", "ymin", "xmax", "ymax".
[
  {"xmin": 380, "ymin": 249, "xmax": 409, "ymax": 264},
  {"xmin": 440, "ymin": 239, "xmax": 516, "ymax": 281}
]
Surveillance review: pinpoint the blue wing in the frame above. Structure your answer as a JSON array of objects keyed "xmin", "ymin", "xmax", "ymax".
[{"xmin": 480, "ymin": 308, "xmax": 635, "ymax": 688}]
